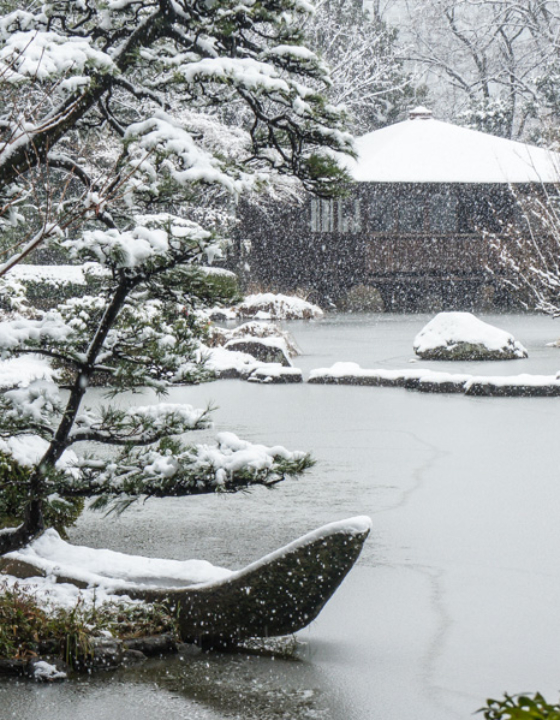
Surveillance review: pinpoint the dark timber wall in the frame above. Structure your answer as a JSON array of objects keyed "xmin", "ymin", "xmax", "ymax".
[{"xmin": 235, "ymin": 183, "xmax": 533, "ymax": 311}]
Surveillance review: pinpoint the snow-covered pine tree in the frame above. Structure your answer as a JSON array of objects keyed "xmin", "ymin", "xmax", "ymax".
[{"xmin": 0, "ymin": 0, "xmax": 353, "ymax": 553}]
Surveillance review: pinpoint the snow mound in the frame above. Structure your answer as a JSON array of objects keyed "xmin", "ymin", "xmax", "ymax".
[
  {"xmin": 237, "ymin": 293, "xmax": 323, "ymax": 320},
  {"xmin": 413, "ymin": 312, "xmax": 528, "ymax": 360},
  {"xmin": 31, "ymin": 660, "xmax": 68, "ymax": 682}
]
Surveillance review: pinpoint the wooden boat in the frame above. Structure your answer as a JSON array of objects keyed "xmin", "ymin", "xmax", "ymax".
[{"xmin": 0, "ymin": 517, "xmax": 371, "ymax": 646}]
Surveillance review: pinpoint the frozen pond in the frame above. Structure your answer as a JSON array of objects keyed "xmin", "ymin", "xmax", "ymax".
[{"xmin": 3, "ymin": 313, "xmax": 560, "ymax": 719}]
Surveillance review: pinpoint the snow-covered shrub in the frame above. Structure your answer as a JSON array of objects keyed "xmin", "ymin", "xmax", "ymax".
[
  {"xmin": 0, "ymin": 579, "xmax": 177, "ymax": 667},
  {"xmin": 4, "ymin": 265, "xmax": 108, "ymax": 312},
  {"xmin": 339, "ymin": 285, "xmax": 385, "ymax": 312}
]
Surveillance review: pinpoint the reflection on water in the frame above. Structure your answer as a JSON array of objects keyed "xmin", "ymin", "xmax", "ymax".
[
  {"xmin": 0, "ymin": 650, "xmax": 334, "ymax": 720},
  {"xmin": 3, "ymin": 313, "xmax": 560, "ymax": 720},
  {"xmin": 136, "ymin": 650, "xmax": 328, "ymax": 719}
]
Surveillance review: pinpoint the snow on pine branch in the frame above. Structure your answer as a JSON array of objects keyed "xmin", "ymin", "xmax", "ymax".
[
  {"xmin": 63, "ymin": 213, "xmax": 216, "ymax": 269},
  {"xmin": 124, "ymin": 112, "xmax": 254, "ymax": 196},
  {"xmin": 71, "ymin": 431, "xmax": 314, "ymax": 512},
  {"xmin": 178, "ymin": 57, "xmax": 314, "ymax": 97},
  {"xmin": 69, "ymin": 403, "xmax": 211, "ymax": 445},
  {"xmin": 0, "ymin": 313, "xmax": 74, "ymax": 353},
  {"xmin": 0, "ymin": 380, "xmax": 61, "ymax": 439},
  {"xmin": 0, "ymin": 274, "xmax": 212, "ymax": 392},
  {"xmin": 167, "ymin": 56, "xmax": 347, "ymax": 136},
  {"xmin": 0, "ymin": 30, "xmax": 116, "ymax": 83}
]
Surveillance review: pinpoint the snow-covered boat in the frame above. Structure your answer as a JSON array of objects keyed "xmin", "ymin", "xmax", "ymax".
[{"xmin": 0, "ymin": 517, "xmax": 371, "ymax": 645}]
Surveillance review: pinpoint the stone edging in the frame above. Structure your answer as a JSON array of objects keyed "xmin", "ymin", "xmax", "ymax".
[{"xmin": 308, "ymin": 369, "xmax": 560, "ymax": 397}]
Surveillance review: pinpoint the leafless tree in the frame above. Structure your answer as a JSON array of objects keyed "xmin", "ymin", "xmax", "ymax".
[
  {"xmin": 303, "ymin": 0, "xmax": 421, "ymax": 134},
  {"xmin": 489, "ymin": 186, "xmax": 560, "ymax": 315},
  {"xmin": 403, "ymin": 0, "xmax": 560, "ymax": 140}
]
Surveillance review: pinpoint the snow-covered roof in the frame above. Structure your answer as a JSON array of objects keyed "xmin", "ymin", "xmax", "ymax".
[{"xmin": 345, "ymin": 108, "xmax": 560, "ymax": 184}]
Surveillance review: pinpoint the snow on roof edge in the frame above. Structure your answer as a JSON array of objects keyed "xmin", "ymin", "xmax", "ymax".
[{"xmin": 344, "ymin": 116, "xmax": 560, "ymax": 185}]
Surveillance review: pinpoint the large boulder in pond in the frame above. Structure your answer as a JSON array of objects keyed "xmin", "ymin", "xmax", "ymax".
[{"xmin": 413, "ymin": 312, "xmax": 528, "ymax": 360}]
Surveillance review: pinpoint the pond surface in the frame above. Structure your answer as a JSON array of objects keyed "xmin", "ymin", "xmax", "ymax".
[{"xmin": 3, "ymin": 313, "xmax": 560, "ymax": 719}]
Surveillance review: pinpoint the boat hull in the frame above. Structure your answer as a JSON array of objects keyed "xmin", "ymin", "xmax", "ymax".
[{"xmin": 122, "ymin": 524, "xmax": 370, "ymax": 645}]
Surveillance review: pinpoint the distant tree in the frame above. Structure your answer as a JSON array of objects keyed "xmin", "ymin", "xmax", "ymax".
[
  {"xmin": 0, "ymin": 0, "xmax": 353, "ymax": 554},
  {"xmin": 404, "ymin": 0, "xmax": 560, "ymax": 141},
  {"xmin": 304, "ymin": 0, "xmax": 421, "ymax": 134}
]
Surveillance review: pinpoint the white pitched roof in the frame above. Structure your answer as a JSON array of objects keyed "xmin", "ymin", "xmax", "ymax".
[{"xmin": 346, "ymin": 110, "xmax": 560, "ymax": 184}]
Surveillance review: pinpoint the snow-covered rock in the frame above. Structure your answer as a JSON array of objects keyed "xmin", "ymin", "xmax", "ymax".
[
  {"xmin": 236, "ymin": 293, "xmax": 323, "ymax": 320},
  {"xmin": 204, "ymin": 307, "xmax": 239, "ymax": 322},
  {"xmin": 465, "ymin": 374, "xmax": 560, "ymax": 397},
  {"xmin": 29, "ymin": 659, "xmax": 68, "ymax": 682},
  {"xmin": 224, "ymin": 337, "xmax": 292, "ymax": 367},
  {"xmin": 1, "ymin": 518, "xmax": 371, "ymax": 644},
  {"xmin": 3, "ymin": 528, "xmax": 232, "ymax": 592},
  {"xmin": 413, "ymin": 312, "xmax": 528, "ymax": 360},
  {"xmin": 189, "ymin": 344, "xmax": 302, "ymax": 382},
  {"xmin": 309, "ymin": 363, "xmax": 431, "ymax": 387},
  {"xmin": 196, "ymin": 344, "xmax": 260, "ymax": 379},
  {"xmin": 201, "ymin": 294, "xmax": 323, "ymax": 323},
  {"xmin": 208, "ymin": 321, "xmax": 299, "ymax": 357}
]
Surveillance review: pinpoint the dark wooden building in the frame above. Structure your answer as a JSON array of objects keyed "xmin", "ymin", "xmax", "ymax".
[{"xmin": 236, "ymin": 108, "xmax": 560, "ymax": 311}]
